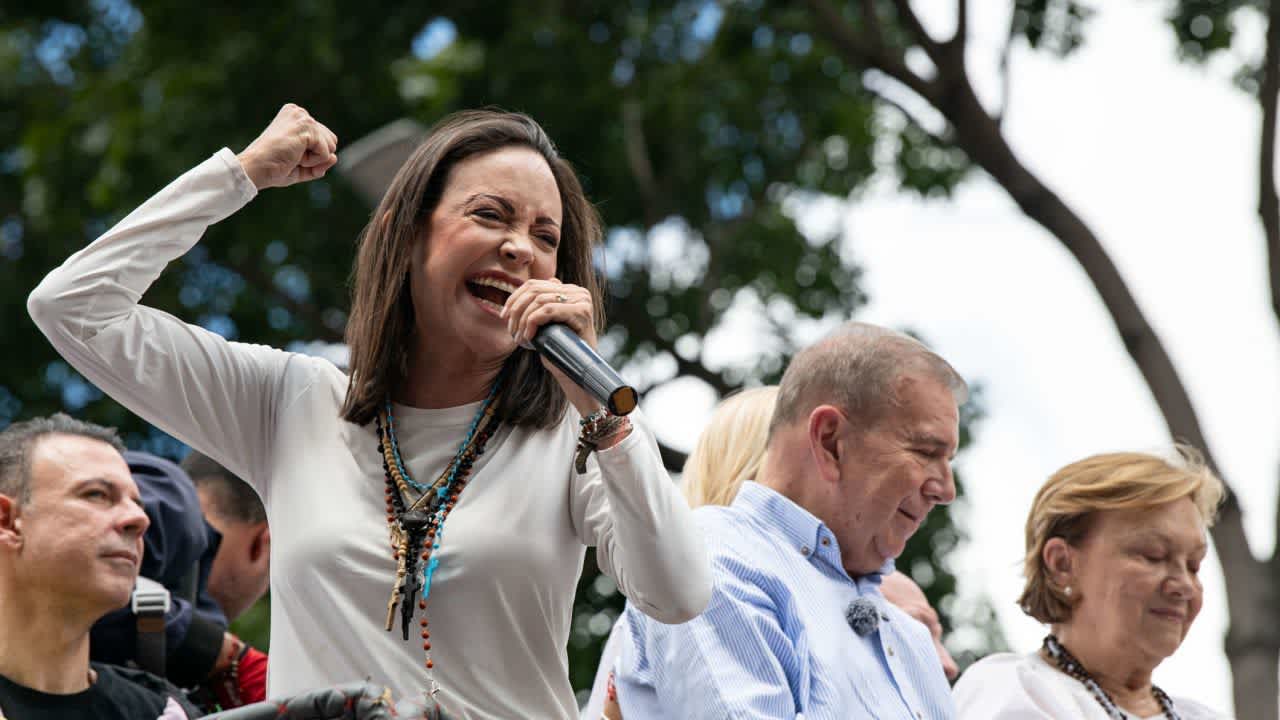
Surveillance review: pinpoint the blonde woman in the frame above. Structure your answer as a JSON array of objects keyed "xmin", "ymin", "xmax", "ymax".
[
  {"xmin": 678, "ymin": 386, "xmax": 780, "ymax": 509},
  {"xmin": 953, "ymin": 448, "xmax": 1230, "ymax": 719}
]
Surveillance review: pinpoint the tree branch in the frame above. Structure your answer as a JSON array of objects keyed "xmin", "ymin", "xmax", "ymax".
[
  {"xmin": 804, "ymin": 0, "xmax": 937, "ymax": 104},
  {"xmin": 223, "ymin": 256, "xmax": 344, "ymax": 343},
  {"xmin": 952, "ymin": 0, "xmax": 968, "ymax": 53},
  {"xmin": 865, "ymin": 82, "xmax": 951, "ymax": 146},
  {"xmin": 890, "ymin": 0, "xmax": 942, "ymax": 60},
  {"xmin": 1261, "ymin": 0, "xmax": 1280, "ymax": 330},
  {"xmin": 667, "ymin": 343, "xmax": 732, "ymax": 396},
  {"xmin": 1260, "ymin": 0, "xmax": 1280, "ymax": 576},
  {"xmin": 859, "ymin": 0, "xmax": 885, "ymax": 53},
  {"xmin": 696, "ymin": 226, "xmax": 725, "ymax": 334},
  {"xmin": 622, "ymin": 99, "xmax": 664, "ymax": 227},
  {"xmin": 605, "ymin": 288, "xmax": 733, "ymax": 397},
  {"xmin": 994, "ymin": 4, "xmax": 1019, "ymax": 127}
]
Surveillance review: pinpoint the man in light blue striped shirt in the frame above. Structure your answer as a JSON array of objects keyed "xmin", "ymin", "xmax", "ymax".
[{"xmin": 616, "ymin": 323, "xmax": 966, "ymax": 719}]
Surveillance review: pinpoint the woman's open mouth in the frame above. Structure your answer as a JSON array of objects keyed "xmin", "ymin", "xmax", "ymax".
[{"xmin": 466, "ymin": 276, "xmax": 517, "ymax": 314}]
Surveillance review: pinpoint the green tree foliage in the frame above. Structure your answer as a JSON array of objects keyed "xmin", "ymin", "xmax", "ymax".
[{"xmin": 2, "ymin": 0, "xmax": 1004, "ymax": 695}]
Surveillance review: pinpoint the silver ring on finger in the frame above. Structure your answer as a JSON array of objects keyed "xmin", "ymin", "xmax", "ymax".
[{"xmin": 555, "ymin": 294, "xmax": 567, "ymax": 303}]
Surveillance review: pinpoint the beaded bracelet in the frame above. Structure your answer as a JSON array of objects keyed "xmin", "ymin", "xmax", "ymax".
[
  {"xmin": 214, "ymin": 640, "xmax": 249, "ymax": 709},
  {"xmin": 575, "ymin": 410, "xmax": 632, "ymax": 473}
]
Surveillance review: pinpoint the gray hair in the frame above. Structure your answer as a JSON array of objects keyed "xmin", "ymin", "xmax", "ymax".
[
  {"xmin": 768, "ymin": 322, "xmax": 968, "ymax": 439},
  {"xmin": 0, "ymin": 413, "xmax": 126, "ymax": 504},
  {"xmin": 181, "ymin": 450, "xmax": 265, "ymax": 525}
]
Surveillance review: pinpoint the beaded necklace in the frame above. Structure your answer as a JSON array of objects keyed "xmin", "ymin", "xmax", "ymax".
[
  {"xmin": 1043, "ymin": 635, "xmax": 1179, "ymax": 720},
  {"xmin": 375, "ymin": 379, "xmax": 503, "ymax": 698}
]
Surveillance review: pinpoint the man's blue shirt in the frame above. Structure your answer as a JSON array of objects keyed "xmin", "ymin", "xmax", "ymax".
[{"xmin": 615, "ymin": 481, "xmax": 955, "ymax": 719}]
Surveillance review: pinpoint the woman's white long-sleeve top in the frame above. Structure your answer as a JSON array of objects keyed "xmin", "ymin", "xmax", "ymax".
[{"xmin": 27, "ymin": 149, "xmax": 711, "ymax": 720}]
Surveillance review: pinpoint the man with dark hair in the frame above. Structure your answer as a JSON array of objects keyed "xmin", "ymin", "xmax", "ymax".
[
  {"xmin": 181, "ymin": 450, "xmax": 270, "ymax": 623},
  {"xmin": 0, "ymin": 414, "xmax": 196, "ymax": 719}
]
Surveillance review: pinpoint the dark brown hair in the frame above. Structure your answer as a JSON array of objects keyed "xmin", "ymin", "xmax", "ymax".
[
  {"xmin": 181, "ymin": 449, "xmax": 266, "ymax": 525},
  {"xmin": 341, "ymin": 110, "xmax": 604, "ymax": 428}
]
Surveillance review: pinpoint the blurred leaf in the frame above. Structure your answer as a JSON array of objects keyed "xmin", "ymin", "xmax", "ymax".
[{"xmin": 1012, "ymin": 0, "xmax": 1097, "ymax": 57}]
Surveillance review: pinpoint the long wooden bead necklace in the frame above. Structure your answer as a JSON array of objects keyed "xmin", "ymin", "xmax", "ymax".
[{"xmin": 375, "ymin": 380, "xmax": 503, "ymax": 698}]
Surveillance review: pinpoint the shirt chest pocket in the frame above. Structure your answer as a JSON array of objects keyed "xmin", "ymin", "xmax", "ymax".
[{"xmin": 812, "ymin": 625, "xmax": 917, "ymax": 720}]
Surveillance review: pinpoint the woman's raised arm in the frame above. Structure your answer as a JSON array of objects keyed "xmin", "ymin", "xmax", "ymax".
[{"xmin": 27, "ymin": 104, "xmax": 338, "ymax": 488}]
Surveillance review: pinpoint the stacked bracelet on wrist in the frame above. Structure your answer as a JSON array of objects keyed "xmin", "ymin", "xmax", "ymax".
[{"xmin": 575, "ymin": 409, "xmax": 632, "ymax": 473}]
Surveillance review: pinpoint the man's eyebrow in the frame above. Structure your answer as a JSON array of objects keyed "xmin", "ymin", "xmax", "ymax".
[
  {"xmin": 71, "ymin": 477, "xmax": 112, "ymax": 492},
  {"xmin": 906, "ymin": 432, "xmax": 958, "ymax": 459},
  {"xmin": 906, "ymin": 432, "xmax": 950, "ymax": 449},
  {"xmin": 909, "ymin": 432, "xmax": 944, "ymax": 444}
]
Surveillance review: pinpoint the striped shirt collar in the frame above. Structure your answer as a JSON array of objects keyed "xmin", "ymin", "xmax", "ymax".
[{"xmin": 733, "ymin": 480, "xmax": 895, "ymax": 583}]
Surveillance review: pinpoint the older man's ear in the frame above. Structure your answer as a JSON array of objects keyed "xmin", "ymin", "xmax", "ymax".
[{"xmin": 807, "ymin": 405, "xmax": 848, "ymax": 486}]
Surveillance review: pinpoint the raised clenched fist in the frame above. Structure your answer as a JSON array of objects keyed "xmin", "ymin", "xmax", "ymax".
[{"xmin": 237, "ymin": 103, "xmax": 339, "ymax": 190}]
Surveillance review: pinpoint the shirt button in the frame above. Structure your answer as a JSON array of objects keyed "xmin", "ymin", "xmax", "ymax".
[
  {"xmin": 800, "ymin": 545, "xmax": 811, "ymax": 555},
  {"xmin": 820, "ymin": 537, "xmax": 830, "ymax": 547},
  {"xmin": 916, "ymin": 712, "xmax": 923, "ymax": 719},
  {"xmin": 887, "ymin": 646, "xmax": 895, "ymax": 657}
]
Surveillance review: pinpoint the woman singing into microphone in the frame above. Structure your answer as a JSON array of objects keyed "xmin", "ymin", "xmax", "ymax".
[{"xmin": 28, "ymin": 104, "xmax": 711, "ymax": 719}]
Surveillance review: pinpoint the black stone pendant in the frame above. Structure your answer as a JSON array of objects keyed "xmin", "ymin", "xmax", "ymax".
[{"xmin": 400, "ymin": 510, "xmax": 431, "ymax": 533}]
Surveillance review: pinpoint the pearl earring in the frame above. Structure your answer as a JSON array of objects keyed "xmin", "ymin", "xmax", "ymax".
[{"xmin": 1064, "ymin": 586, "xmax": 1073, "ymax": 597}]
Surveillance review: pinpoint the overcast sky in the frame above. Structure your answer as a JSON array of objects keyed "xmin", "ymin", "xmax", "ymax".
[{"xmin": 646, "ymin": 2, "xmax": 1279, "ymax": 714}]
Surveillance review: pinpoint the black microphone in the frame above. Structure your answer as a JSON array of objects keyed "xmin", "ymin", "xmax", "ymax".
[{"xmin": 531, "ymin": 323, "xmax": 637, "ymax": 416}]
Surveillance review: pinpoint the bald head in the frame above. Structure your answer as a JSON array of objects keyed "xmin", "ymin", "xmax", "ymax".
[{"xmin": 768, "ymin": 322, "xmax": 967, "ymax": 441}]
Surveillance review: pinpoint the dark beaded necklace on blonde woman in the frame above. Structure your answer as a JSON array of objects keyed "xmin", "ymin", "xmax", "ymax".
[{"xmin": 1043, "ymin": 635, "xmax": 1179, "ymax": 720}]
